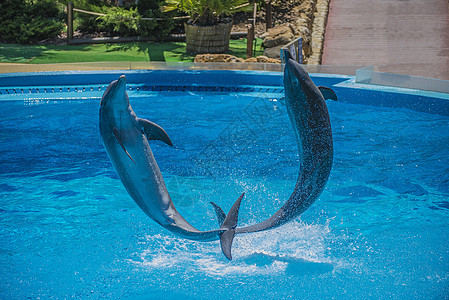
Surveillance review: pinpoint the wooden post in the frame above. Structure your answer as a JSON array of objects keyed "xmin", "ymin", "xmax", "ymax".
[
  {"xmin": 67, "ymin": 2, "xmax": 74, "ymax": 44},
  {"xmin": 266, "ymin": 0, "xmax": 272, "ymax": 30},
  {"xmin": 247, "ymin": 23, "xmax": 254, "ymax": 58},
  {"xmin": 246, "ymin": 0, "xmax": 256, "ymax": 59}
]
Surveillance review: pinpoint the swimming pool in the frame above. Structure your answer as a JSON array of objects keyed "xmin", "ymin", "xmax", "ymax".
[{"xmin": 0, "ymin": 70, "xmax": 448, "ymax": 299}]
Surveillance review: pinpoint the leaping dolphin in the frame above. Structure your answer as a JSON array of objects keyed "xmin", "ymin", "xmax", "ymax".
[
  {"xmin": 217, "ymin": 51, "xmax": 337, "ymax": 256},
  {"xmin": 99, "ymin": 76, "xmax": 243, "ymax": 259}
]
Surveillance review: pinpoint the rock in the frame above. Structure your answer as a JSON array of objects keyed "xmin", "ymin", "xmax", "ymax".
[
  {"xmin": 308, "ymin": 0, "xmax": 331, "ymax": 65},
  {"xmin": 245, "ymin": 56, "xmax": 281, "ymax": 63},
  {"xmin": 260, "ymin": 25, "xmax": 292, "ymax": 40},
  {"xmin": 194, "ymin": 54, "xmax": 245, "ymax": 63},
  {"xmin": 265, "ymin": 32, "xmax": 295, "ymax": 48},
  {"xmin": 290, "ymin": 20, "xmax": 309, "ymax": 35},
  {"xmin": 297, "ymin": 0, "xmax": 316, "ymax": 15},
  {"xmin": 255, "ymin": 0, "xmax": 329, "ymax": 64},
  {"xmin": 290, "ymin": 22, "xmax": 311, "ymax": 38},
  {"xmin": 255, "ymin": 56, "xmax": 281, "ymax": 63},
  {"xmin": 261, "ymin": 25, "xmax": 294, "ymax": 48},
  {"xmin": 245, "ymin": 57, "xmax": 258, "ymax": 63},
  {"xmin": 263, "ymin": 44, "xmax": 285, "ymax": 59},
  {"xmin": 193, "ymin": 54, "xmax": 281, "ymax": 64}
]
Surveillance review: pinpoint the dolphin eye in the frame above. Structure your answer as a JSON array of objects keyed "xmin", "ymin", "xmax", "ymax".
[{"xmin": 294, "ymin": 79, "xmax": 299, "ymax": 85}]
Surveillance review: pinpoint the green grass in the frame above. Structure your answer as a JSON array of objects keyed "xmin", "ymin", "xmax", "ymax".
[{"xmin": 0, "ymin": 39, "xmax": 264, "ymax": 64}]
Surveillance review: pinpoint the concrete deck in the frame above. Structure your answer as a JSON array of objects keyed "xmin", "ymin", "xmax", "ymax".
[{"xmin": 322, "ymin": 0, "xmax": 449, "ymax": 80}]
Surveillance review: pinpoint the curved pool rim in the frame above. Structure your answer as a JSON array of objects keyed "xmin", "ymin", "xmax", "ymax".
[{"xmin": 0, "ymin": 69, "xmax": 448, "ymax": 116}]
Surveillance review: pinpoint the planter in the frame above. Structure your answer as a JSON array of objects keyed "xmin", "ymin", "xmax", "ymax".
[{"xmin": 184, "ymin": 21, "xmax": 233, "ymax": 54}]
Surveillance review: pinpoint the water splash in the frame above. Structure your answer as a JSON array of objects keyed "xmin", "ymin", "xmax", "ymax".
[{"xmin": 128, "ymin": 220, "xmax": 339, "ymax": 277}]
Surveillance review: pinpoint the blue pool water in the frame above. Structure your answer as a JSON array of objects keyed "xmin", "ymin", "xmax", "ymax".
[{"xmin": 0, "ymin": 70, "xmax": 448, "ymax": 299}]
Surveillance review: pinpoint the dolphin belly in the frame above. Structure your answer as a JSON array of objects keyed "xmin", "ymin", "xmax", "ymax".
[{"xmin": 99, "ymin": 75, "xmax": 244, "ymax": 259}]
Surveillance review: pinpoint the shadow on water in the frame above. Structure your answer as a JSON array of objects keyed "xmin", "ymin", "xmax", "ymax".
[{"xmin": 240, "ymin": 253, "xmax": 334, "ymax": 276}]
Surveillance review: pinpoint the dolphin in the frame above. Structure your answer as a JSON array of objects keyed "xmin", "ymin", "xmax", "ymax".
[
  {"xmin": 215, "ymin": 51, "xmax": 337, "ymax": 256},
  {"xmin": 99, "ymin": 75, "xmax": 243, "ymax": 260}
]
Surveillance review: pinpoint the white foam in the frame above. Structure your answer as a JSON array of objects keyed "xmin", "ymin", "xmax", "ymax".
[{"xmin": 127, "ymin": 219, "xmax": 343, "ymax": 277}]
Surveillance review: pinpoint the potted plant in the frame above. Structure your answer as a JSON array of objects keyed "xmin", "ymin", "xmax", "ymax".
[{"xmin": 163, "ymin": 0, "xmax": 249, "ymax": 54}]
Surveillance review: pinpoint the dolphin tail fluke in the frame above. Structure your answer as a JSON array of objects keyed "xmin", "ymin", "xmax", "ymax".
[
  {"xmin": 210, "ymin": 201, "xmax": 226, "ymax": 227},
  {"xmin": 217, "ymin": 192, "xmax": 245, "ymax": 260},
  {"xmin": 220, "ymin": 229, "xmax": 236, "ymax": 260}
]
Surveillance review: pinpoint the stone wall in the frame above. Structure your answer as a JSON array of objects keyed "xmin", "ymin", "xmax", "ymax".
[
  {"xmin": 261, "ymin": 0, "xmax": 330, "ymax": 64},
  {"xmin": 191, "ymin": 0, "xmax": 331, "ymax": 65},
  {"xmin": 308, "ymin": 0, "xmax": 331, "ymax": 64},
  {"xmin": 261, "ymin": 0, "xmax": 317, "ymax": 63},
  {"xmin": 194, "ymin": 54, "xmax": 281, "ymax": 64}
]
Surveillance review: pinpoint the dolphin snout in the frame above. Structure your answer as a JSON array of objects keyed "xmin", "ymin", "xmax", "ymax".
[
  {"xmin": 100, "ymin": 75, "xmax": 127, "ymax": 107},
  {"xmin": 117, "ymin": 75, "xmax": 126, "ymax": 85}
]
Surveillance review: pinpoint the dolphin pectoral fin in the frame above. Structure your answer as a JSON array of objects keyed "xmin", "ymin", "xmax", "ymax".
[
  {"xmin": 210, "ymin": 202, "xmax": 226, "ymax": 227},
  {"xmin": 113, "ymin": 128, "xmax": 136, "ymax": 164},
  {"xmin": 138, "ymin": 118, "xmax": 173, "ymax": 146},
  {"xmin": 219, "ymin": 192, "xmax": 245, "ymax": 260},
  {"xmin": 318, "ymin": 86, "xmax": 338, "ymax": 101}
]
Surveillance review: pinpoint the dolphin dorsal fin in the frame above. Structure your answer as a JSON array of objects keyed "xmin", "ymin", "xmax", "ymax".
[
  {"xmin": 318, "ymin": 86, "xmax": 338, "ymax": 101},
  {"xmin": 138, "ymin": 118, "xmax": 173, "ymax": 146}
]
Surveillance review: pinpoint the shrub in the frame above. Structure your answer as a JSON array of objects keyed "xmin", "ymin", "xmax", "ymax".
[
  {"xmin": 0, "ymin": 0, "xmax": 64, "ymax": 44},
  {"xmin": 137, "ymin": 0, "xmax": 175, "ymax": 38},
  {"xmin": 162, "ymin": 0, "xmax": 251, "ymax": 26},
  {"xmin": 67, "ymin": 0, "xmax": 175, "ymax": 38}
]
